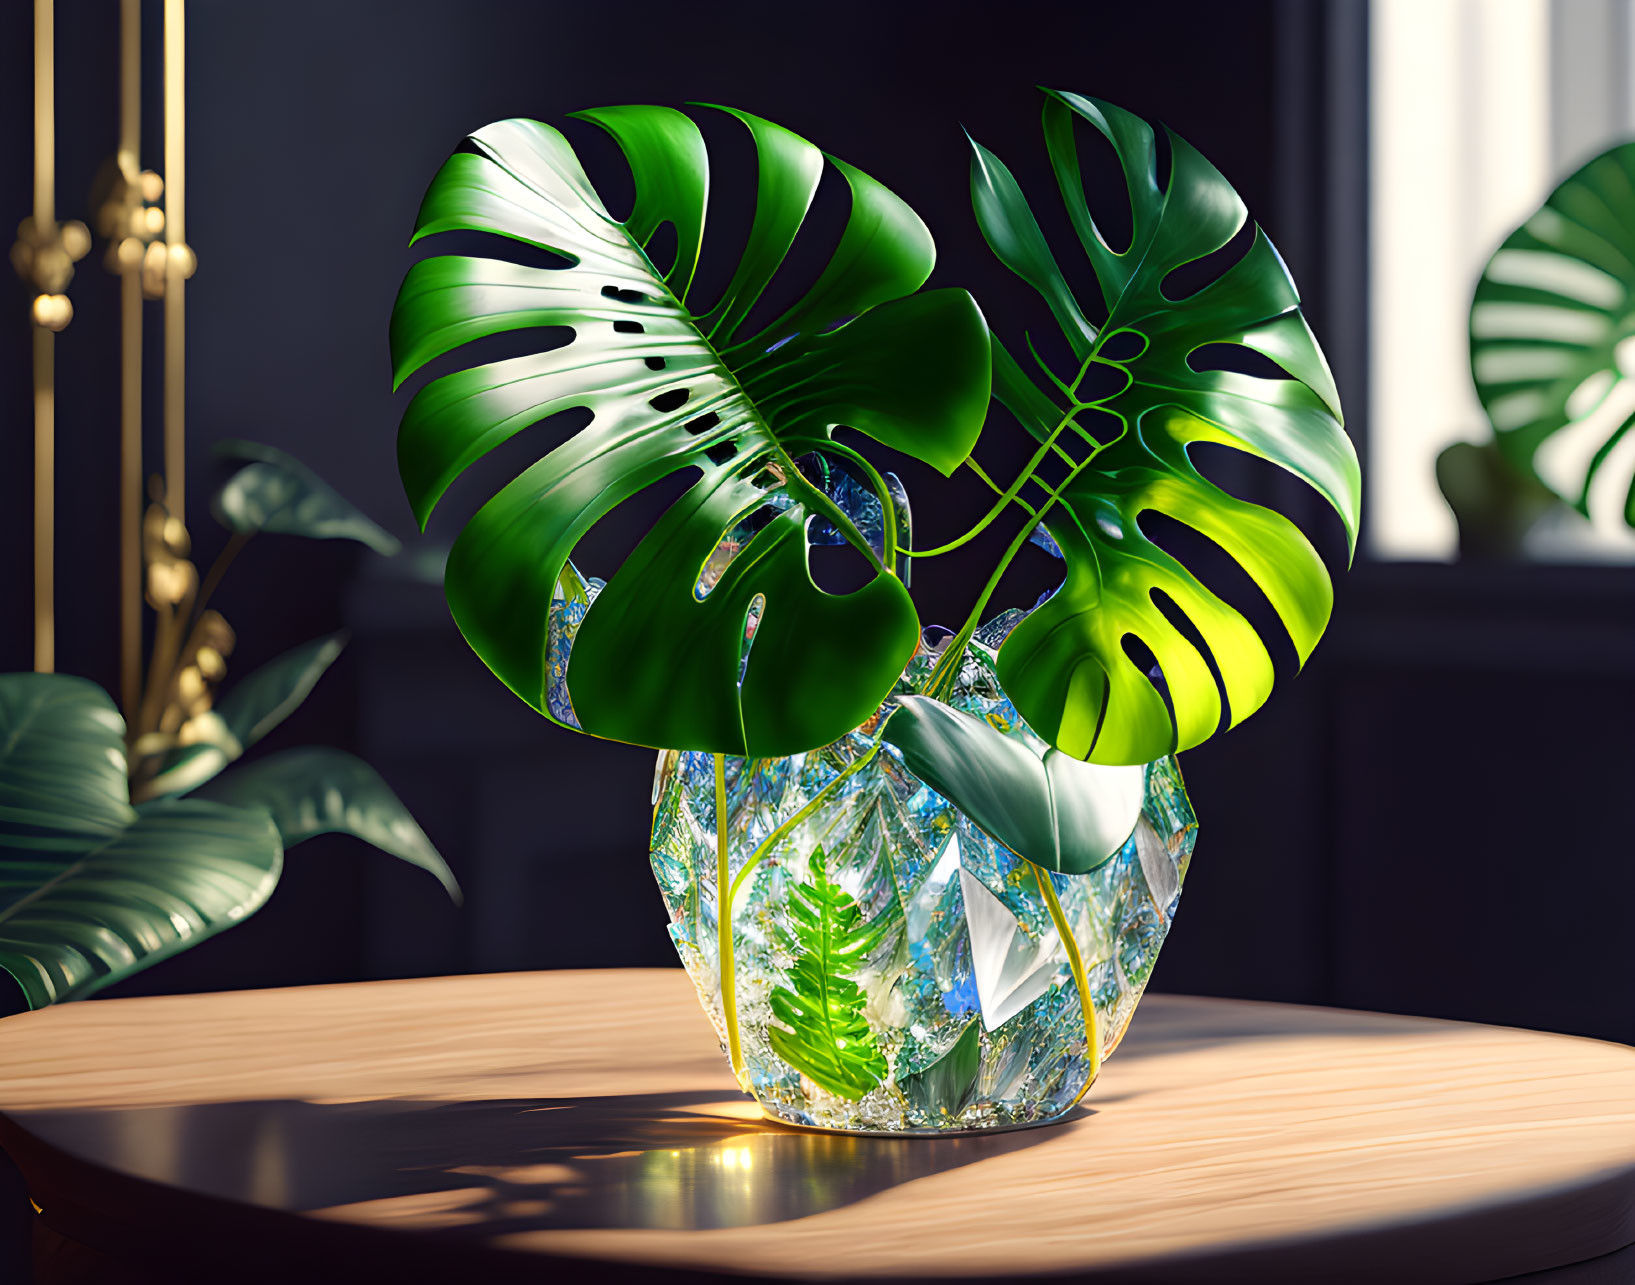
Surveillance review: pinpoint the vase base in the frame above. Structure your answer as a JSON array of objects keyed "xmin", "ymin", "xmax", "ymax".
[{"xmin": 757, "ymin": 1102, "xmax": 1089, "ymax": 1139}]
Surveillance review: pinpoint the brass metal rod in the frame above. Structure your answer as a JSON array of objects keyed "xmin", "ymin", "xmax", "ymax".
[
  {"xmin": 34, "ymin": 328, "xmax": 54, "ymax": 674},
  {"xmin": 118, "ymin": 0, "xmax": 139, "ymax": 179},
  {"xmin": 120, "ymin": 271, "xmax": 142, "ymax": 714},
  {"xmin": 32, "ymin": 0, "xmax": 54, "ymax": 673},
  {"xmin": 163, "ymin": 0, "xmax": 185, "ymax": 523},
  {"xmin": 120, "ymin": 0, "xmax": 144, "ymax": 715},
  {"xmin": 34, "ymin": 0, "xmax": 53, "ymax": 229}
]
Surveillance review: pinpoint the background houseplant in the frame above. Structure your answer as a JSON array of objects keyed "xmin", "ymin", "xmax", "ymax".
[
  {"xmin": 392, "ymin": 89, "xmax": 1358, "ymax": 1132},
  {"xmin": 0, "ymin": 444, "xmax": 458, "ymax": 1010},
  {"xmin": 1440, "ymin": 137, "xmax": 1635, "ymax": 559}
]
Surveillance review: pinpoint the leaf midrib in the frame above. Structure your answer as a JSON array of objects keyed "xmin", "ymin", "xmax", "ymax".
[{"xmin": 569, "ymin": 163, "xmax": 890, "ymax": 574}]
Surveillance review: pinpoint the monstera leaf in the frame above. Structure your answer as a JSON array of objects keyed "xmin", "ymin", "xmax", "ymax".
[
  {"xmin": 883, "ymin": 696, "xmax": 1144, "ymax": 874},
  {"xmin": 969, "ymin": 91, "xmax": 1359, "ymax": 765},
  {"xmin": 214, "ymin": 440, "xmax": 400, "ymax": 553},
  {"xmin": 0, "ymin": 672, "xmax": 457, "ymax": 1009},
  {"xmin": 391, "ymin": 105, "xmax": 990, "ymax": 757},
  {"xmin": 1470, "ymin": 140, "xmax": 1635, "ymax": 528}
]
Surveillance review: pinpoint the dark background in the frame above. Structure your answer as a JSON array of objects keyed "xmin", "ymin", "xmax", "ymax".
[{"xmin": 0, "ymin": 0, "xmax": 1631, "ymax": 1083}]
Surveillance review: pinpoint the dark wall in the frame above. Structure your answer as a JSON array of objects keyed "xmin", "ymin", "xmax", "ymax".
[{"xmin": 2, "ymin": 1, "xmax": 1632, "ymax": 1049}]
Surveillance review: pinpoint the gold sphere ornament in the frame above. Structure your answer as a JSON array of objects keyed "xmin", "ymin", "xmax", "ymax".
[
  {"xmin": 30, "ymin": 294, "xmax": 73, "ymax": 331},
  {"xmin": 13, "ymin": 216, "xmax": 90, "ymax": 328},
  {"xmin": 59, "ymin": 221, "xmax": 91, "ymax": 262}
]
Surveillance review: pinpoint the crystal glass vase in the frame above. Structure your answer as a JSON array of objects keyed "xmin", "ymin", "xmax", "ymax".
[{"xmin": 649, "ymin": 632, "xmax": 1198, "ymax": 1135}]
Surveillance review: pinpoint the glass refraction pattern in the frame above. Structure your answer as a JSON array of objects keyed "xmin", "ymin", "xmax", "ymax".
[{"xmin": 648, "ymin": 633, "xmax": 1198, "ymax": 1134}]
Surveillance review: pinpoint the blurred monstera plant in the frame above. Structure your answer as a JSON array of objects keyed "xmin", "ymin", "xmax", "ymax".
[
  {"xmin": 392, "ymin": 92, "xmax": 1358, "ymax": 874},
  {"xmin": 1444, "ymin": 137, "xmax": 1635, "ymax": 556},
  {"xmin": 0, "ymin": 443, "xmax": 458, "ymax": 1010}
]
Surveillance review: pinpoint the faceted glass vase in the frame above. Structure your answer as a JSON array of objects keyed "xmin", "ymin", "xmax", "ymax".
[{"xmin": 649, "ymin": 635, "xmax": 1198, "ymax": 1135}]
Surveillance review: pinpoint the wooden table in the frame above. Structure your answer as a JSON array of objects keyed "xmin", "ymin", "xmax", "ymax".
[{"xmin": 1, "ymin": 969, "xmax": 1633, "ymax": 1283}]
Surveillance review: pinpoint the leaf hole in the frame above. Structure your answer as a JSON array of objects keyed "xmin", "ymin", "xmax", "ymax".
[
  {"xmin": 1186, "ymin": 342, "xmax": 1296, "ymax": 380},
  {"xmin": 645, "ymin": 357, "xmax": 667, "ymax": 371},
  {"xmin": 649, "ymin": 388, "xmax": 691, "ymax": 414},
  {"xmin": 679, "ymin": 109, "xmax": 762, "ymax": 324},
  {"xmin": 1152, "ymin": 126, "xmax": 1174, "ymax": 194},
  {"xmin": 644, "ymin": 220, "xmax": 678, "ymax": 278},
  {"xmin": 422, "ymin": 404, "xmax": 594, "ymax": 540},
  {"xmin": 1186, "ymin": 441, "xmax": 1352, "ymax": 572},
  {"xmin": 1077, "ymin": 360, "xmax": 1130, "ymax": 404},
  {"xmin": 1061, "ymin": 106, "xmax": 1139, "ymax": 257},
  {"xmin": 704, "ymin": 442, "xmax": 738, "ymax": 466},
  {"xmin": 738, "ymin": 593, "xmax": 766, "ymax": 686},
  {"xmin": 684, "ymin": 412, "xmax": 721, "ymax": 436},
  {"xmin": 1098, "ymin": 329, "xmax": 1146, "ymax": 362},
  {"xmin": 1149, "ymin": 586, "xmax": 1231, "ymax": 734},
  {"xmin": 602, "ymin": 284, "xmax": 650, "ymax": 305},
  {"xmin": 613, "ymin": 320, "xmax": 645, "ymax": 335},
  {"xmin": 726, "ymin": 161, "xmax": 857, "ymax": 345},
  {"xmin": 569, "ymin": 468, "xmax": 699, "ymax": 577},
  {"xmin": 412, "ymin": 227, "xmax": 574, "ymax": 273},
  {"xmin": 397, "ymin": 325, "xmax": 575, "ymax": 395},
  {"xmin": 1120, "ymin": 633, "xmax": 1178, "ymax": 731},
  {"xmin": 1065, "ymin": 403, "xmax": 1126, "ymax": 449},
  {"xmin": 807, "ymin": 541, "xmax": 874, "ymax": 596},
  {"xmin": 1024, "ymin": 451, "xmax": 1071, "ymax": 502},
  {"xmin": 696, "ymin": 503, "xmax": 789, "ymax": 599},
  {"xmin": 1160, "ymin": 217, "xmax": 1255, "ymax": 302},
  {"xmin": 1139, "ymin": 509, "xmax": 1299, "ymax": 684}
]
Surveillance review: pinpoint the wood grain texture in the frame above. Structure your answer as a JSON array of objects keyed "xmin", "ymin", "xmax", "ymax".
[{"xmin": 1, "ymin": 969, "xmax": 1633, "ymax": 1283}]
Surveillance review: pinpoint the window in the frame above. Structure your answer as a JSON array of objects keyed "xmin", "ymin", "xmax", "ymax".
[{"xmin": 1370, "ymin": 0, "xmax": 1635, "ymax": 559}]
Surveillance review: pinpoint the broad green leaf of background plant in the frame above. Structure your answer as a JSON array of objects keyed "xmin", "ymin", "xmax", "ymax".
[
  {"xmin": 197, "ymin": 747, "xmax": 460, "ymax": 902},
  {"xmin": 0, "ymin": 798, "xmax": 282, "ymax": 1008},
  {"xmin": 882, "ymin": 695, "xmax": 1144, "ymax": 874},
  {"xmin": 391, "ymin": 106, "xmax": 990, "ymax": 757},
  {"xmin": 0, "ymin": 675, "xmax": 133, "ymax": 851},
  {"xmin": 142, "ymin": 633, "xmax": 348, "ymax": 799},
  {"xmin": 767, "ymin": 849, "xmax": 892, "ymax": 1099},
  {"xmin": 0, "ymin": 675, "xmax": 283, "ymax": 1007},
  {"xmin": 0, "ymin": 673, "xmax": 458, "ymax": 1008},
  {"xmin": 971, "ymin": 91, "xmax": 1360, "ymax": 765},
  {"xmin": 1470, "ymin": 139, "xmax": 1635, "ymax": 529},
  {"xmin": 214, "ymin": 440, "xmax": 400, "ymax": 553}
]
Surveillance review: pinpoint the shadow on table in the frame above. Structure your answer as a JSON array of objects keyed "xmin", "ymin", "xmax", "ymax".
[{"xmin": 13, "ymin": 1088, "xmax": 1069, "ymax": 1237}]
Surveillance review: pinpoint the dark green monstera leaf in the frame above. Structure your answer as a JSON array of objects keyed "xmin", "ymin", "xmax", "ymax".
[
  {"xmin": 969, "ymin": 91, "xmax": 1359, "ymax": 765},
  {"xmin": 391, "ymin": 105, "xmax": 990, "ymax": 757},
  {"xmin": 0, "ymin": 672, "xmax": 458, "ymax": 1009},
  {"xmin": 1470, "ymin": 140, "xmax": 1635, "ymax": 528}
]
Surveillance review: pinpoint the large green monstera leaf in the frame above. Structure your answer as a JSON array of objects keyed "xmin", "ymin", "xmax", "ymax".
[
  {"xmin": 1470, "ymin": 140, "xmax": 1635, "ymax": 528},
  {"xmin": 392, "ymin": 106, "xmax": 990, "ymax": 757},
  {"xmin": 969, "ymin": 91, "xmax": 1360, "ymax": 765}
]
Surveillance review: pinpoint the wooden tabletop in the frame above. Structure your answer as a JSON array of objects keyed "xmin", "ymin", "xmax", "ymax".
[{"xmin": 1, "ymin": 969, "xmax": 1633, "ymax": 1283}]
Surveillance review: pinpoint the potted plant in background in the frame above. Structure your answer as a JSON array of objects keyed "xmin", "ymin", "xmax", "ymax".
[
  {"xmin": 0, "ymin": 444, "xmax": 459, "ymax": 1011},
  {"xmin": 1441, "ymin": 138, "xmax": 1635, "ymax": 558},
  {"xmin": 392, "ymin": 90, "xmax": 1358, "ymax": 1132}
]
